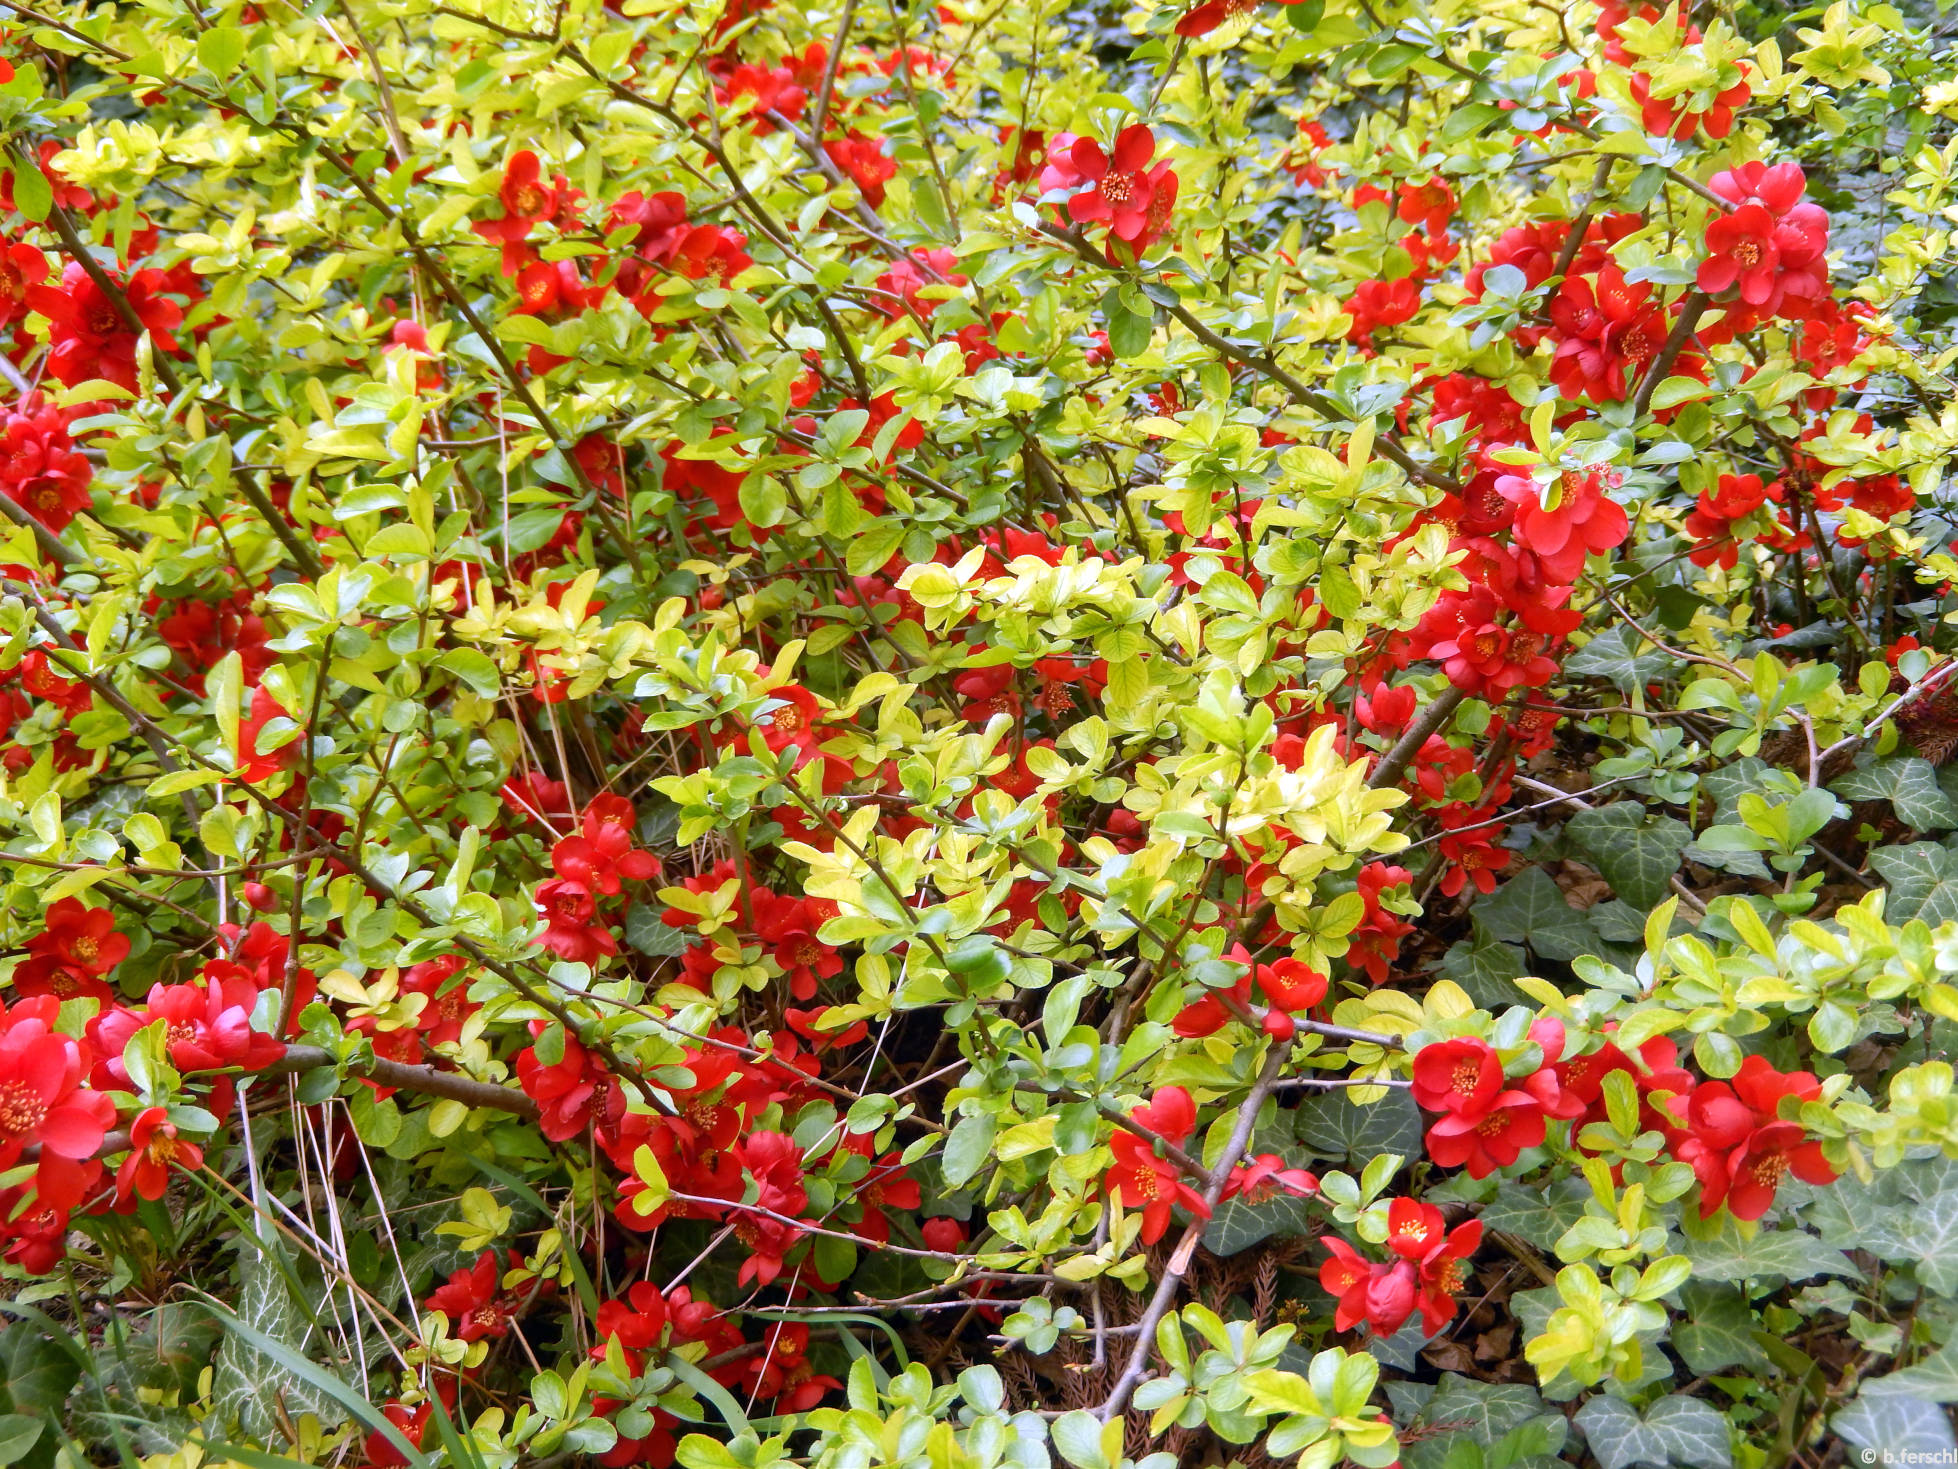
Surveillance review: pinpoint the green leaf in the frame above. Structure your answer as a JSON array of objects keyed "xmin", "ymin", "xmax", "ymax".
[
  {"xmin": 1403, "ymin": 1376, "xmax": 1549, "ymax": 1469},
  {"xmin": 1566, "ymin": 626, "xmax": 1674, "ymax": 692},
  {"xmin": 1832, "ymin": 757, "xmax": 1958, "ymax": 831},
  {"xmin": 1671, "ymin": 1283, "xmax": 1769, "ymax": 1376},
  {"xmin": 438, "ymin": 648, "xmax": 502, "ymax": 697},
  {"xmin": 1566, "ymin": 804, "xmax": 1691, "ymax": 909},
  {"xmin": 942, "ymin": 1112, "xmax": 997, "ymax": 1189},
  {"xmin": 1106, "ymin": 303, "xmax": 1152, "ymax": 360},
  {"xmin": 1574, "ymin": 1395, "xmax": 1731, "ymax": 1469},
  {"xmin": 1293, "ymin": 1086, "xmax": 1422, "ymax": 1164},
  {"xmin": 8, "ymin": 161, "xmax": 49, "ymax": 224},
  {"xmin": 1437, "ymin": 927, "xmax": 1527, "ymax": 1008},
  {"xmin": 1478, "ymin": 1181, "xmax": 1589, "ymax": 1252},
  {"xmin": 1472, "ymin": 868, "xmax": 1595, "ymax": 963},
  {"xmin": 197, "ymin": 25, "xmax": 248, "ymax": 75},
  {"xmin": 0, "ymin": 1416, "xmax": 38, "ymax": 1468},
  {"xmin": 1833, "ymin": 1391, "xmax": 1957, "ymax": 1458},
  {"xmin": 1867, "ymin": 842, "xmax": 1958, "ymax": 925},
  {"xmin": 1675, "ymin": 1223, "xmax": 1858, "ymax": 1284},
  {"xmin": 1861, "ymin": 1343, "xmax": 1958, "ymax": 1405}
]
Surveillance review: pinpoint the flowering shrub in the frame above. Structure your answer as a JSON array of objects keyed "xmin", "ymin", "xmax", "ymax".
[{"xmin": 0, "ymin": 0, "xmax": 1953, "ymax": 1466}]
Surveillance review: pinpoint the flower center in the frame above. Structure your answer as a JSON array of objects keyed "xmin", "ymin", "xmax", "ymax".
[
  {"xmin": 70, "ymin": 935, "xmax": 99, "ymax": 961},
  {"xmin": 511, "ymin": 183, "xmax": 548, "ymax": 216},
  {"xmin": 0, "ymin": 1080, "xmax": 48, "ymax": 1138},
  {"xmin": 165, "ymin": 1021, "xmax": 197, "ymax": 1047},
  {"xmin": 1101, "ymin": 173, "xmax": 1136, "ymax": 205},
  {"xmin": 1451, "ymin": 1061, "xmax": 1481, "ymax": 1095},
  {"xmin": 1731, "ymin": 239, "xmax": 1762, "ymax": 267}
]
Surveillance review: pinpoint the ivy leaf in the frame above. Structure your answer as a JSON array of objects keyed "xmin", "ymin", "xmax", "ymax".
[
  {"xmin": 624, "ymin": 902, "xmax": 690, "ymax": 958},
  {"xmin": 1851, "ymin": 1184, "xmax": 1958, "ymax": 1293},
  {"xmin": 1473, "ymin": 868, "xmax": 1595, "ymax": 963},
  {"xmin": 1867, "ymin": 843, "xmax": 1958, "ymax": 925},
  {"xmin": 1478, "ymin": 1180, "xmax": 1589, "ymax": 1252},
  {"xmin": 1861, "ymin": 1343, "xmax": 1958, "ymax": 1405},
  {"xmin": 1567, "ymin": 804, "xmax": 1692, "ymax": 909},
  {"xmin": 1207, "ymin": 1177, "xmax": 1317, "ymax": 1256},
  {"xmin": 1566, "ymin": 626, "xmax": 1675, "ymax": 692},
  {"xmin": 1671, "ymin": 1283, "xmax": 1769, "ymax": 1376},
  {"xmin": 1574, "ymin": 1395, "xmax": 1732, "ymax": 1469},
  {"xmin": 1675, "ymin": 1223, "xmax": 1859, "ymax": 1284},
  {"xmin": 1402, "ymin": 1375, "xmax": 1546, "ymax": 1469},
  {"xmin": 1292, "ymin": 1086, "xmax": 1422, "ymax": 1164},
  {"xmin": 1437, "ymin": 926, "xmax": 1527, "ymax": 1008},
  {"xmin": 1833, "ymin": 1391, "xmax": 1957, "ymax": 1457},
  {"xmin": 1700, "ymin": 758, "xmax": 1773, "ymax": 826},
  {"xmin": 1832, "ymin": 757, "xmax": 1958, "ymax": 832}
]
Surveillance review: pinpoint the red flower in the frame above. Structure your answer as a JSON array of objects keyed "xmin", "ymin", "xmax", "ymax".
[
  {"xmin": 1347, "ymin": 864, "xmax": 1415, "ymax": 984},
  {"xmin": 825, "ymin": 135, "xmax": 896, "ymax": 207},
  {"xmin": 30, "ymin": 897, "xmax": 129, "ymax": 978},
  {"xmin": 1397, "ymin": 176, "xmax": 1456, "ymax": 235},
  {"xmin": 0, "ymin": 239, "xmax": 48, "ymax": 329},
  {"xmin": 921, "ymin": 1216, "xmax": 967, "ymax": 1251},
  {"xmin": 1059, "ymin": 126, "xmax": 1161, "ymax": 244},
  {"xmin": 1223, "ymin": 1153, "xmax": 1319, "ymax": 1204},
  {"xmin": 1105, "ymin": 1086, "xmax": 1210, "ymax": 1244},
  {"xmin": 532, "ymin": 878, "xmax": 618, "ymax": 963},
  {"xmin": 1547, "ymin": 266, "xmax": 1664, "ymax": 402},
  {"xmin": 1319, "ymin": 1236, "xmax": 1417, "ymax": 1336},
  {"xmin": 1499, "ymin": 467, "xmax": 1630, "ymax": 583},
  {"xmin": 237, "ymin": 686, "xmax": 299, "ymax": 784},
  {"xmin": 1425, "ymin": 1085, "xmax": 1548, "ymax": 1178},
  {"xmin": 363, "ymin": 1400, "xmax": 435, "ymax": 1469},
  {"xmin": 0, "ymin": 394, "xmax": 90, "ymax": 533},
  {"xmin": 1175, "ymin": 0, "xmax": 1256, "ymax": 37},
  {"xmin": 551, "ymin": 795, "xmax": 660, "ymax": 896},
  {"xmin": 89, "ymin": 979, "xmax": 285, "ymax": 1080},
  {"xmin": 1670, "ymin": 1055, "xmax": 1836, "ymax": 1219},
  {"xmin": 516, "ymin": 1028, "xmax": 611, "ymax": 1141},
  {"xmin": 115, "ymin": 1106, "xmax": 203, "ymax": 1203},
  {"xmin": 426, "ymin": 1251, "xmax": 516, "ymax": 1341},
  {"xmin": 1414, "ymin": 1215, "xmax": 1482, "ymax": 1333},
  {"xmin": 1346, "ymin": 277, "xmax": 1420, "ymax": 343},
  {"xmin": 1411, "ymin": 1037, "xmax": 1503, "ymax": 1117},
  {"xmin": 30, "ymin": 262, "xmax": 184, "ymax": 392},
  {"xmin": 0, "ymin": 997, "xmax": 115, "ymax": 1169},
  {"xmin": 743, "ymin": 1322, "xmax": 842, "ymax": 1412}
]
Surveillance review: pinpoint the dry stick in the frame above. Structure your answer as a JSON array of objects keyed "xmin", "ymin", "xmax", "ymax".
[
  {"xmin": 1096, "ymin": 1044, "xmax": 1290, "ymax": 1422},
  {"xmin": 808, "ymin": 0, "xmax": 856, "ymax": 141},
  {"xmin": 1369, "ymin": 684, "xmax": 1467, "ymax": 793},
  {"xmin": 269, "ymin": 1044, "xmax": 540, "ymax": 1118},
  {"xmin": 1630, "ymin": 289, "xmax": 1710, "ymax": 419}
]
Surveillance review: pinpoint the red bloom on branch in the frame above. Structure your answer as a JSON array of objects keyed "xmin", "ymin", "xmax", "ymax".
[
  {"xmin": 115, "ymin": 1106, "xmax": 203, "ymax": 1203},
  {"xmin": 426, "ymin": 1252, "xmax": 517, "ymax": 1341},
  {"xmin": 516, "ymin": 1027, "xmax": 611, "ymax": 1141},
  {"xmin": 1105, "ymin": 1085, "xmax": 1210, "ymax": 1244},
  {"xmin": 0, "ymin": 998, "xmax": 115, "ymax": 1170},
  {"xmin": 1499, "ymin": 467, "xmax": 1630, "ymax": 583},
  {"xmin": 0, "ymin": 238, "xmax": 48, "ymax": 329},
  {"xmin": 31, "ymin": 263, "xmax": 184, "ymax": 392},
  {"xmin": 532, "ymin": 878, "xmax": 618, "ymax": 963},
  {"xmin": 1056, "ymin": 126, "xmax": 1165, "ymax": 247},
  {"xmin": 27, "ymin": 897, "xmax": 129, "ymax": 983},
  {"xmin": 1223, "ymin": 1153, "xmax": 1319, "ymax": 1204},
  {"xmin": 1410, "ymin": 1037, "xmax": 1502, "ymax": 1117},
  {"xmin": 551, "ymin": 794, "xmax": 660, "ymax": 896},
  {"xmin": 1547, "ymin": 266, "xmax": 1664, "ymax": 402}
]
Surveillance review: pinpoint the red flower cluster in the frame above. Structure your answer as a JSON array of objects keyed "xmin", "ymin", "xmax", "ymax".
[
  {"xmin": 533, "ymin": 794, "xmax": 661, "ymax": 963},
  {"xmin": 1040, "ymin": 126, "xmax": 1179, "ymax": 258},
  {"xmin": 28, "ymin": 261, "xmax": 185, "ymax": 391},
  {"xmin": 1172, "ymin": 943, "xmax": 1327, "ymax": 1043},
  {"xmin": 0, "ymin": 393, "xmax": 91, "ymax": 531},
  {"xmin": 1698, "ymin": 163, "xmax": 1830, "ymax": 318},
  {"xmin": 1320, "ymin": 1197, "xmax": 1480, "ymax": 1338},
  {"xmin": 1104, "ymin": 1085, "xmax": 1210, "ymax": 1245},
  {"xmin": 1664, "ymin": 1055, "xmax": 1838, "ymax": 1219}
]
